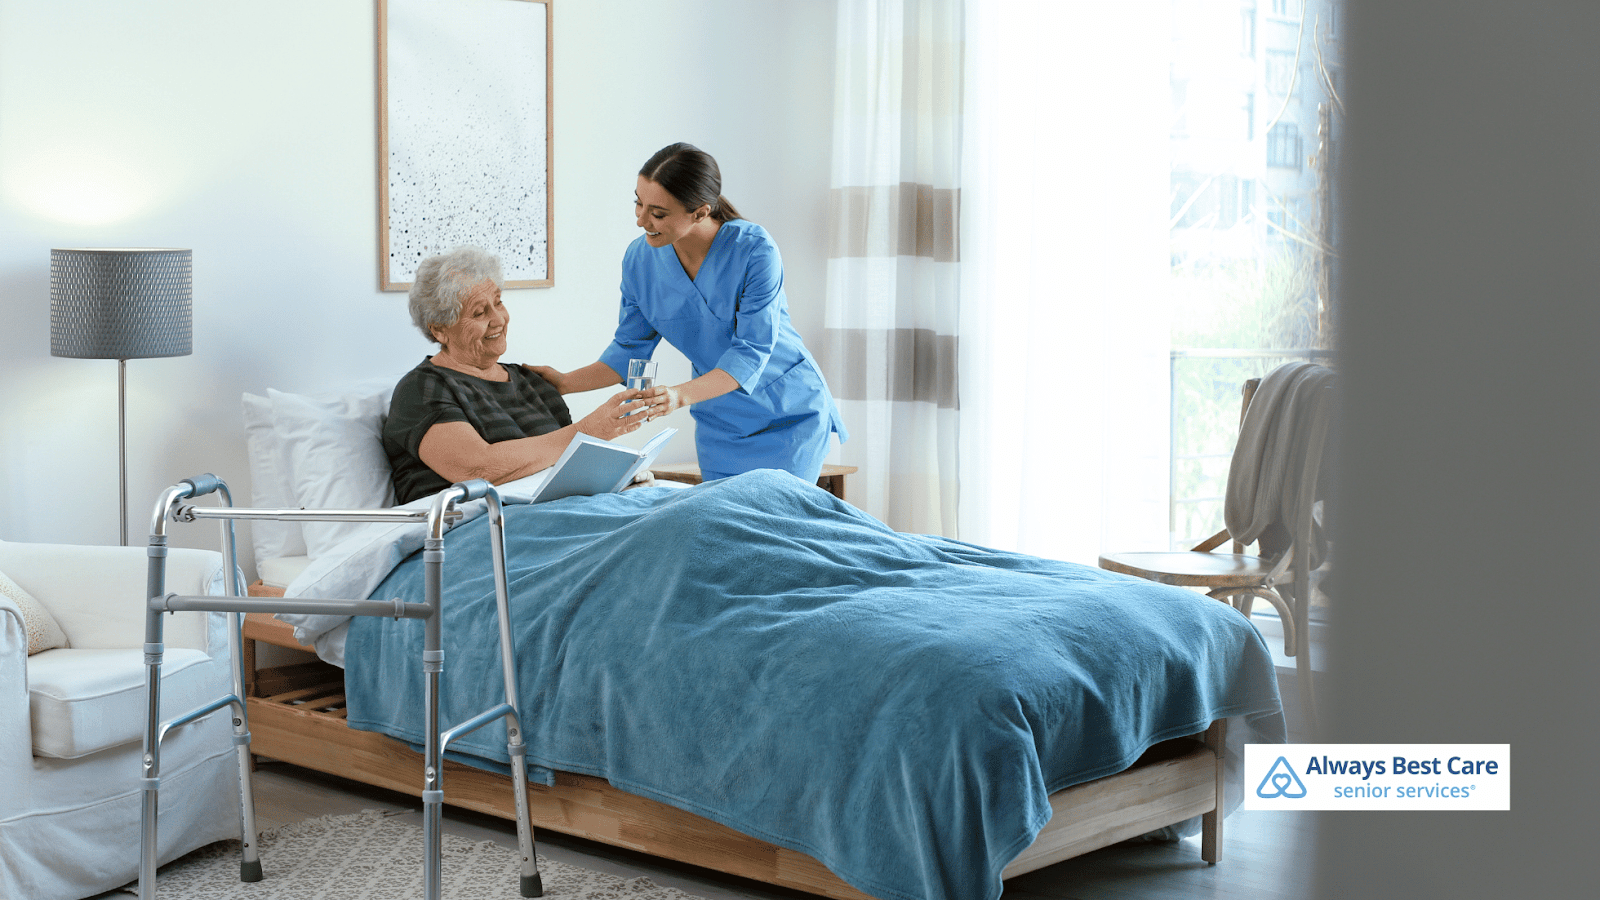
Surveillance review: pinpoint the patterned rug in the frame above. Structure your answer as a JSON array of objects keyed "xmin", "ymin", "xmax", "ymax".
[{"xmin": 120, "ymin": 809, "xmax": 707, "ymax": 899}]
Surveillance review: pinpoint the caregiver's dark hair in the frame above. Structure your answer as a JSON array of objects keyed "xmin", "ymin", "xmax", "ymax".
[{"xmin": 639, "ymin": 143, "xmax": 742, "ymax": 222}]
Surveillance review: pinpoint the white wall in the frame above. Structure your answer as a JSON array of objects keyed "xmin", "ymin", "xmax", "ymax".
[{"xmin": 0, "ymin": 0, "xmax": 835, "ymax": 574}]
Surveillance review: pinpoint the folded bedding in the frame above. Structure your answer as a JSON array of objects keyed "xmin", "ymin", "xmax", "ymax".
[{"xmin": 327, "ymin": 469, "xmax": 1283, "ymax": 900}]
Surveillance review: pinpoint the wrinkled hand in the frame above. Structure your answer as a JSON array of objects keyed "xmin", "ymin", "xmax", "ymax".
[
  {"xmin": 523, "ymin": 364, "xmax": 567, "ymax": 393},
  {"xmin": 623, "ymin": 469, "xmax": 655, "ymax": 490},
  {"xmin": 576, "ymin": 389, "xmax": 650, "ymax": 440}
]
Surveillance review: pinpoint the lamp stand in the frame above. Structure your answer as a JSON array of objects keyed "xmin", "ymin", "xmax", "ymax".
[{"xmin": 118, "ymin": 358, "xmax": 130, "ymax": 547}]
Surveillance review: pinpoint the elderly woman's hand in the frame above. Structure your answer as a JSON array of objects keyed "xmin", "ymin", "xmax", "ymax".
[{"xmin": 576, "ymin": 389, "xmax": 651, "ymax": 441}]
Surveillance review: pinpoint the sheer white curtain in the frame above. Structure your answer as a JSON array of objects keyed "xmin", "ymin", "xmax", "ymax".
[
  {"xmin": 956, "ymin": 4, "xmax": 1173, "ymax": 563},
  {"xmin": 822, "ymin": 0, "xmax": 963, "ymax": 535},
  {"xmin": 825, "ymin": 2, "xmax": 1173, "ymax": 560}
]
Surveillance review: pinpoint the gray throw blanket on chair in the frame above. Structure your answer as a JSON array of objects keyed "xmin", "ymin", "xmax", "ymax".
[{"xmin": 1223, "ymin": 361, "xmax": 1336, "ymax": 567}]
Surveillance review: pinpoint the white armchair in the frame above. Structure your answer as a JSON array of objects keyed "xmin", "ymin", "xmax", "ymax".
[{"xmin": 0, "ymin": 539, "xmax": 241, "ymax": 900}]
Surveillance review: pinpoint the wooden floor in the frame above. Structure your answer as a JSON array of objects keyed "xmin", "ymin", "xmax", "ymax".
[
  {"xmin": 234, "ymin": 761, "xmax": 1317, "ymax": 900},
  {"xmin": 111, "ymin": 668, "xmax": 1316, "ymax": 900}
]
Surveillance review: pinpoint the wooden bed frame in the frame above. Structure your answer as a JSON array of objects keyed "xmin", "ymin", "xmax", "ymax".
[{"xmin": 240, "ymin": 594, "xmax": 1228, "ymax": 900}]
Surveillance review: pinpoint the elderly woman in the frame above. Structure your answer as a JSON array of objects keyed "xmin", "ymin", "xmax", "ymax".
[{"xmin": 382, "ymin": 246, "xmax": 658, "ymax": 505}]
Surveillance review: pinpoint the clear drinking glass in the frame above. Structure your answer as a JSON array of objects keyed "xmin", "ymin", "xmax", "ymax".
[{"xmin": 627, "ymin": 358, "xmax": 658, "ymax": 392}]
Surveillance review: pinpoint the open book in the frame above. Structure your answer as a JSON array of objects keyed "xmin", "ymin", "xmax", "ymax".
[{"xmin": 527, "ymin": 427, "xmax": 678, "ymax": 504}]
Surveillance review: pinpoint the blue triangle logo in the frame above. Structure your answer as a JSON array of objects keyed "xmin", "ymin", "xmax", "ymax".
[{"xmin": 1256, "ymin": 755, "xmax": 1308, "ymax": 799}]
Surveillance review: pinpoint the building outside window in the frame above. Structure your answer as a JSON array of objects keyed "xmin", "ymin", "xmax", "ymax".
[
  {"xmin": 1265, "ymin": 198, "xmax": 1302, "ymax": 239},
  {"xmin": 1168, "ymin": 0, "xmax": 1341, "ymax": 639},
  {"xmin": 1266, "ymin": 48, "xmax": 1296, "ymax": 94},
  {"xmin": 1267, "ymin": 123, "xmax": 1302, "ymax": 168}
]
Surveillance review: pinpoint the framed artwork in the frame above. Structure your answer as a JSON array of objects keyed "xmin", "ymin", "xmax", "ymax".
[{"xmin": 378, "ymin": 0, "xmax": 552, "ymax": 290}]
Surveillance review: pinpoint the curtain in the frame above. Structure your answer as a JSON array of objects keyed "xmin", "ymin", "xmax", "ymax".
[
  {"xmin": 826, "ymin": 2, "xmax": 1174, "ymax": 563},
  {"xmin": 822, "ymin": 0, "xmax": 964, "ymax": 536},
  {"xmin": 955, "ymin": 4, "xmax": 1173, "ymax": 564}
]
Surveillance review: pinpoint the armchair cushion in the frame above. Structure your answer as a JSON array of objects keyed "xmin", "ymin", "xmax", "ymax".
[
  {"xmin": 0, "ymin": 541, "xmax": 224, "ymax": 651},
  {"xmin": 0, "ymin": 568, "xmax": 67, "ymax": 655},
  {"xmin": 26, "ymin": 647, "xmax": 218, "ymax": 759}
]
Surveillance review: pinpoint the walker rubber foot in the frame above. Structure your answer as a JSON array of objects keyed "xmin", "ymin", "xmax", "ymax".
[
  {"xmin": 240, "ymin": 859, "xmax": 264, "ymax": 882},
  {"xmin": 521, "ymin": 871, "xmax": 544, "ymax": 897}
]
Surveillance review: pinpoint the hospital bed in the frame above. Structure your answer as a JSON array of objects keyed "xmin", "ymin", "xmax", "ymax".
[{"xmin": 201, "ymin": 384, "xmax": 1285, "ymax": 900}]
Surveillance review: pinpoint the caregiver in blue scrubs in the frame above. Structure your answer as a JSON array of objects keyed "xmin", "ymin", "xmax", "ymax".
[{"xmin": 531, "ymin": 143, "xmax": 847, "ymax": 483}]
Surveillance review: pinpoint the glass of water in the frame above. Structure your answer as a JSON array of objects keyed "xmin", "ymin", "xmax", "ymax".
[{"xmin": 627, "ymin": 358, "xmax": 658, "ymax": 392}]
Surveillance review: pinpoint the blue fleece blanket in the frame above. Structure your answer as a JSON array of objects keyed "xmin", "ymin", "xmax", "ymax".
[{"xmin": 343, "ymin": 470, "xmax": 1283, "ymax": 900}]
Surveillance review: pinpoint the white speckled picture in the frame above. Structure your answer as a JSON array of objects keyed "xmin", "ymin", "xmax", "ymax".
[{"xmin": 381, "ymin": 0, "xmax": 550, "ymax": 289}]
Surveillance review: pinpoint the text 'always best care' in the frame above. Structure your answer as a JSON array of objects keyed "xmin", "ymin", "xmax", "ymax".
[
  {"xmin": 1243, "ymin": 744, "xmax": 1510, "ymax": 810},
  {"xmin": 1303, "ymin": 755, "xmax": 1501, "ymax": 780}
]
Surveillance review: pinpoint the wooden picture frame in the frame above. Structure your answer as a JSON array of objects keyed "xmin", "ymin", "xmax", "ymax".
[{"xmin": 377, "ymin": 0, "xmax": 553, "ymax": 291}]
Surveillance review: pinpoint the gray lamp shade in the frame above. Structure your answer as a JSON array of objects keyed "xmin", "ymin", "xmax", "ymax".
[{"xmin": 51, "ymin": 248, "xmax": 192, "ymax": 359}]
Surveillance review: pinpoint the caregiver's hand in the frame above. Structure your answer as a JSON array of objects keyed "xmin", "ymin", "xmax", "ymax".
[
  {"xmin": 576, "ymin": 389, "xmax": 650, "ymax": 440},
  {"xmin": 640, "ymin": 384, "xmax": 687, "ymax": 419},
  {"xmin": 524, "ymin": 364, "xmax": 568, "ymax": 392}
]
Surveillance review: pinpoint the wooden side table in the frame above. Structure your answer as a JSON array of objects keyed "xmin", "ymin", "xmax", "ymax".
[{"xmin": 651, "ymin": 463, "xmax": 861, "ymax": 502}]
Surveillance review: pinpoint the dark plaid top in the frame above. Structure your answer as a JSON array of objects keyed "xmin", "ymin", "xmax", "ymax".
[{"xmin": 383, "ymin": 358, "xmax": 572, "ymax": 504}]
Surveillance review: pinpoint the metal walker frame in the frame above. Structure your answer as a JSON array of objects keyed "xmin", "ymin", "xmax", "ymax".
[{"xmin": 137, "ymin": 473, "xmax": 541, "ymax": 899}]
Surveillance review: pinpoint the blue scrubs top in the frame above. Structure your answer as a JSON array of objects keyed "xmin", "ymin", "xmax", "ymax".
[{"xmin": 598, "ymin": 219, "xmax": 848, "ymax": 482}]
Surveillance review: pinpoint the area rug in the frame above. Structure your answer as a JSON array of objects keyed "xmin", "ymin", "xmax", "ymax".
[{"xmin": 120, "ymin": 809, "xmax": 707, "ymax": 899}]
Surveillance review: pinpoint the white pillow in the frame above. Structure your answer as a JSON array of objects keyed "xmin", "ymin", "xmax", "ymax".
[
  {"xmin": 242, "ymin": 393, "xmax": 308, "ymax": 562},
  {"xmin": 269, "ymin": 382, "xmax": 397, "ymax": 560},
  {"xmin": 0, "ymin": 566, "xmax": 69, "ymax": 655}
]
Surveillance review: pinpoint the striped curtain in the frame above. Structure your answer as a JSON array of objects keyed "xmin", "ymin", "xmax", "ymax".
[{"xmin": 822, "ymin": 0, "xmax": 964, "ymax": 535}]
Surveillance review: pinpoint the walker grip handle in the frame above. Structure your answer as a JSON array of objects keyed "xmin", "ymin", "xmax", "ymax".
[
  {"xmin": 181, "ymin": 473, "xmax": 225, "ymax": 498},
  {"xmin": 453, "ymin": 479, "xmax": 494, "ymax": 503}
]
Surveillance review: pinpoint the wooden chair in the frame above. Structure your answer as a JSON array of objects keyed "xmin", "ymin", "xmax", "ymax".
[{"xmin": 1099, "ymin": 363, "xmax": 1335, "ymax": 734}]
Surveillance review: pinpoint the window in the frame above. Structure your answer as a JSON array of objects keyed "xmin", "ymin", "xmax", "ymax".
[
  {"xmin": 1169, "ymin": 1, "xmax": 1341, "ymax": 572},
  {"xmin": 1241, "ymin": 5, "xmax": 1257, "ymax": 57},
  {"xmin": 1170, "ymin": 171, "xmax": 1210, "ymax": 228},
  {"xmin": 1172, "ymin": 78, "xmax": 1189, "ymax": 137},
  {"xmin": 1267, "ymin": 123, "xmax": 1302, "ymax": 168},
  {"xmin": 1266, "ymin": 204, "xmax": 1289, "ymax": 238},
  {"xmin": 1266, "ymin": 48, "xmax": 1296, "ymax": 95},
  {"xmin": 1218, "ymin": 176, "xmax": 1256, "ymax": 228}
]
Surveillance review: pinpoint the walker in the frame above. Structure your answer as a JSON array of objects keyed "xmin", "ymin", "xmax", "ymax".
[{"xmin": 136, "ymin": 474, "xmax": 542, "ymax": 899}]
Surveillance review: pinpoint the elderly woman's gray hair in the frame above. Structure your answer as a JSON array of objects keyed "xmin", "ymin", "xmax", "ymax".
[{"xmin": 408, "ymin": 246, "xmax": 505, "ymax": 343}]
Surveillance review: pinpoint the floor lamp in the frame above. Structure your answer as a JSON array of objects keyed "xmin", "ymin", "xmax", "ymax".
[{"xmin": 50, "ymin": 248, "xmax": 193, "ymax": 546}]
